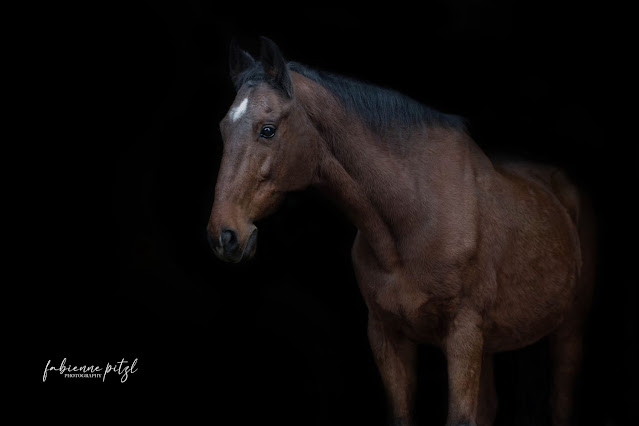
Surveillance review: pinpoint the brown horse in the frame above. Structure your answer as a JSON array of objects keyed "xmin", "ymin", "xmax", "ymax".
[{"xmin": 207, "ymin": 37, "xmax": 595, "ymax": 426}]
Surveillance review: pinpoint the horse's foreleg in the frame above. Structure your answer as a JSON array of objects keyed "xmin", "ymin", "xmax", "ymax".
[
  {"xmin": 548, "ymin": 323, "xmax": 584, "ymax": 426},
  {"xmin": 445, "ymin": 311, "xmax": 484, "ymax": 426},
  {"xmin": 368, "ymin": 316, "xmax": 417, "ymax": 426}
]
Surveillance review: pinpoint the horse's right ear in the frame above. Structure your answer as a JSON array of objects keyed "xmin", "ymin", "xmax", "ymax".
[{"xmin": 229, "ymin": 39, "xmax": 255, "ymax": 89}]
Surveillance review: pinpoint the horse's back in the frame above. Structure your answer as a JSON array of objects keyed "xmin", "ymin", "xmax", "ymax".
[{"xmin": 495, "ymin": 160, "xmax": 581, "ymax": 226}]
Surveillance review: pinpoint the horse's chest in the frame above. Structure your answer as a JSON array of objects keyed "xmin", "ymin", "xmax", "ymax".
[
  {"xmin": 363, "ymin": 274, "xmax": 454, "ymax": 344},
  {"xmin": 353, "ymin": 256, "xmax": 456, "ymax": 344}
]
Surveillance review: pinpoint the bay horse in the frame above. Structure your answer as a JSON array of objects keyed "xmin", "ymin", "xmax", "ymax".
[{"xmin": 207, "ymin": 37, "xmax": 595, "ymax": 426}]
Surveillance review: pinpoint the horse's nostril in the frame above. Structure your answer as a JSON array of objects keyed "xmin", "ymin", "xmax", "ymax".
[{"xmin": 220, "ymin": 229, "xmax": 239, "ymax": 253}]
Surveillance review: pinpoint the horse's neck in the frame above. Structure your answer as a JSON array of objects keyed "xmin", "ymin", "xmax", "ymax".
[
  {"xmin": 294, "ymin": 74, "xmax": 490, "ymax": 270},
  {"xmin": 315, "ymin": 143, "xmax": 403, "ymax": 271}
]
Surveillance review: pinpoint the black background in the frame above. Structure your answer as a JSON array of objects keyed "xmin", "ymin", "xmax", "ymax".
[{"xmin": 36, "ymin": 1, "xmax": 636, "ymax": 424}]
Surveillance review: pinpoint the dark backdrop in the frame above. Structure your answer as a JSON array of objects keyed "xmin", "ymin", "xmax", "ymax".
[{"xmin": 36, "ymin": 2, "xmax": 636, "ymax": 425}]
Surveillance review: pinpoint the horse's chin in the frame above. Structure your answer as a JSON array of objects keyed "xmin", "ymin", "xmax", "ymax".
[{"xmin": 239, "ymin": 227, "xmax": 258, "ymax": 262}]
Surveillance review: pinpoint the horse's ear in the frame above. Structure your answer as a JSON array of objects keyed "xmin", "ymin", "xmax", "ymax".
[
  {"xmin": 259, "ymin": 37, "xmax": 293, "ymax": 98},
  {"xmin": 229, "ymin": 38, "xmax": 255, "ymax": 89}
]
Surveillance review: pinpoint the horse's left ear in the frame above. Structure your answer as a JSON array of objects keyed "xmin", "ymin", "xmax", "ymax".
[
  {"xmin": 260, "ymin": 37, "xmax": 293, "ymax": 98},
  {"xmin": 229, "ymin": 38, "xmax": 256, "ymax": 90}
]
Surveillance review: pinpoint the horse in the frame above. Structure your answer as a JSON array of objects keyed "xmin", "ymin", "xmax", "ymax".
[{"xmin": 207, "ymin": 37, "xmax": 595, "ymax": 426}]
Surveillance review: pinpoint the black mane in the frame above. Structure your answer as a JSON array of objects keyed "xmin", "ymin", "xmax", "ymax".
[{"xmin": 234, "ymin": 61, "xmax": 466, "ymax": 134}]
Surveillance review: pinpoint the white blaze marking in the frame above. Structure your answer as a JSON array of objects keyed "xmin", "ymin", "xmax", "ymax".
[{"xmin": 230, "ymin": 97, "xmax": 248, "ymax": 122}]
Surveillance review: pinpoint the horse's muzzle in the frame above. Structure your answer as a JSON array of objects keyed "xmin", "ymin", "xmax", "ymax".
[{"xmin": 208, "ymin": 225, "xmax": 258, "ymax": 263}]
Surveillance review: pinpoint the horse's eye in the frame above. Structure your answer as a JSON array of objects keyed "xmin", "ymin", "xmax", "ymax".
[{"xmin": 259, "ymin": 125, "xmax": 276, "ymax": 139}]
